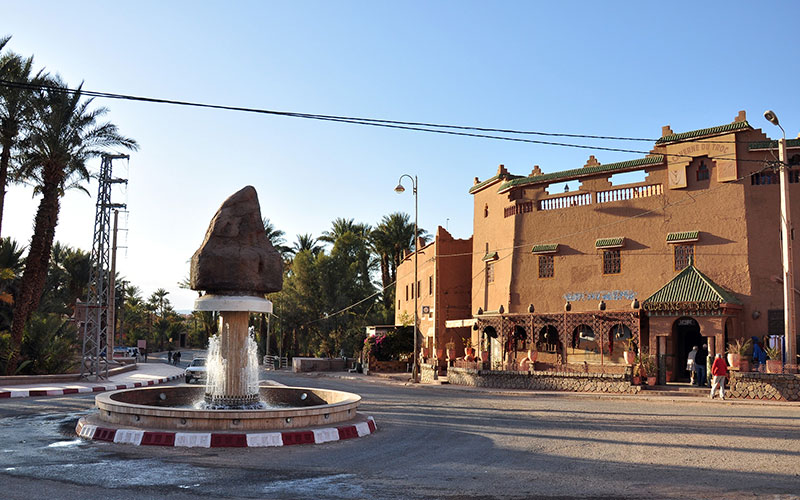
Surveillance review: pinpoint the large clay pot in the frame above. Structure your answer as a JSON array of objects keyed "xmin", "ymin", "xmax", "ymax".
[
  {"xmin": 422, "ymin": 347, "xmax": 430, "ymax": 359},
  {"xmin": 727, "ymin": 353, "xmax": 740, "ymax": 370},
  {"xmin": 447, "ymin": 349, "xmax": 456, "ymax": 361},
  {"xmin": 632, "ymin": 376, "xmax": 641, "ymax": 385},
  {"xmin": 666, "ymin": 370, "xmax": 674, "ymax": 382},
  {"xmin": 766, "ymin": 359, "xmax": 783, "ymax": 374},
  {"xmin": 436, "ymin": 349, "xmax": 444, "ymax": 359},
  {"xmin": 646, "ymin": 376, "xmax": 657, "ymax": 386},
  {"xmin": 481, "ymin": 350, "xmax": 489, "ymax": 362},
  {"xmin": 623, "ymin": 351, "xmax": 635, "ymax": 365},
  {"xmin": 528, "ymin": 350, "xmax": 538, "ymax": 363},
  {"xmin": 465, "ymin": 347, "xmax": 476, "ymax": 357}
]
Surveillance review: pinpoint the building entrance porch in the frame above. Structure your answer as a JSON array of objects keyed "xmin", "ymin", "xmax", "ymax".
[{"xmin": 648, "ymin": 312, "xmax": 740, "ymax": 384}]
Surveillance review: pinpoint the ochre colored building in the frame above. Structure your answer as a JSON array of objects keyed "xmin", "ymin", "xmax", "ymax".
[
  {"xmin": 395, "ymin": 227, "xmax": 472, "ymax": 359},
  {"xmin": 404, "ymin": 110, "xmax": 800, "ymax": 380}
]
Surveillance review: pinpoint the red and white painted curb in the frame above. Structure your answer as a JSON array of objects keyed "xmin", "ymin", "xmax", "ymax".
[
  {"xmin": 0, "ymin": 374, "xmax": 184, "ymax": 399},
  {"xmin": 76, "ymin": 416, "xmax": 377, "ymax": 447}
]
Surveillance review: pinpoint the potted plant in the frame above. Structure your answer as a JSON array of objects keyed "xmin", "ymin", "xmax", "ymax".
[
  {"xmin": 622, "ymin": 339, "xmax": 636, "ymax": 365},
  {"xmin": 726, "ymin": 338, "xmax": 751, "ymax": 371},
  {"xmin": 631, "ymin": 353, "xmax": 643, "ymax": 385},
  {"xmin": 765, "ymin": 346, "xmax": 783, "ymax": 374},
  {"xmin": 445, "ymin": 341, "xmax": 456, "ymax": 361},
  {"xmin": 463, "ymin": 336, "xmax": 475, "ymax": 358},
  {"xmin": 640, "ymin": 352, "xmax": 657, "ymax": 386}
]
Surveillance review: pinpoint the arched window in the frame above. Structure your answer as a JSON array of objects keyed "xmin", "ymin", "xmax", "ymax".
[
  {"xmin": 537, "ymin": 325, "xmax": 559, "ymax": 353},
  {"xmin": 610, "ymin": 323, "xmax": 632, "ymax": 340},
  {"xmin": 511, "ymin": 324, "xmax": 527, "ymax": 350},
  {"xmin": 572, "ymin": 324, "xmax": 594, "ymax": 348}
]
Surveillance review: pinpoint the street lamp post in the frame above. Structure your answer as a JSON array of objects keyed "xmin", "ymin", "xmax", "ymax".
[
  {"xmin": 764, "ymin": 110, "xmax": 797, "ymax": 372},
  {"xmin": 395, "ymin": 174, "xmax": 420, "ymax": 383}
]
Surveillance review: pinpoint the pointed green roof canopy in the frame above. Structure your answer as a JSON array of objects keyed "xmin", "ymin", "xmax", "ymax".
[{"xmin": 642, "ymin": 262, "xmax": 741, "ymax": 311}]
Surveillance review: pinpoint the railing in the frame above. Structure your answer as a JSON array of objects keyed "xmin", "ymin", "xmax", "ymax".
[
  {"xmin": 596, "ymin": 183, "xmax": 663, "ymax": 203},
  {"xmin": 538, "ymin": 192, "xmax": 592, "ymax": 211},
  {"xmin": 263, "ymin": 355, "xmax": 288, "ymax": 370},
  {"xmin": 504, "ymin": 201, "xmax": 534, "ymax": 218}
]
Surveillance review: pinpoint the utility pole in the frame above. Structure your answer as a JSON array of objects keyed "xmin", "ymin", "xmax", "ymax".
[
  {"xmin": 106, "ymin": 209, "xmax": 119, "ymax": 359},
  {"xmin": 764, "ymin": 110, "xmax": 797, "ymax": 372},
  {"xmin": 80, "ymin": 154, "xmax": 128, "ymax": 380}
]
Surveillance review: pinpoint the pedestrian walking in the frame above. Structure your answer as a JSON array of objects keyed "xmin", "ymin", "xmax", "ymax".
[
  {"xmin": 710, "ymin": 353, "xmax": 729, "ymax": 400},
  {"xmin": 173, "ymin": 351, "xmax": 181, "ymax": 366},
  {"xmin": 752, "ymin": 337, "xmax": 767, "ymax": 372},
  {"xmin": 687, "ymin": 346, "xmax": 698, "ymax": 385},
  {"xmin": 168, "ymin": 348, "xmax": 173, "ymax": 364},
  {"xmin": 694, "ymin": 344, "xmax": 708, "ymax": 386}
]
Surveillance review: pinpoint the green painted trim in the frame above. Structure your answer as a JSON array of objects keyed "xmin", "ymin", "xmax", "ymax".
[
  {"xmin": 469, "ymin": 173, "xmax": 523, "ymax": 194},
  {"xmin": 595, "ymin": 237, "xmax": 624, "ymax": 248},
  {"xmin": 748, "ymin": 138, "xmax": 800, "ymax": 151},
  {"xmin": 666, "ymin": 231, "xmax": 699, "ymax": 243},
  {"xmin": 656, "ymin": 121, "xmax": 751, "ymax": 145},
  {"xmin": 532, "ymin": 244, "xmax": 559, "ymax": 254},
  {"xmin": 482, "ymin": 252, "xmax": 498, "ymax": 262},
  {"xmin": 497, "ymin": 156, "xmax": 664, "ymax": 192}
]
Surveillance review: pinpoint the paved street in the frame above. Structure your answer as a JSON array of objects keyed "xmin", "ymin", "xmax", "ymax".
[{"xmin": 1, "ymin": 370, "xmax": 798, "ymax": 499}]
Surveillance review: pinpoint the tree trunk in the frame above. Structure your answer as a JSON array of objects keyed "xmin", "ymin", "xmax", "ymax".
[
  {"xmin": 0, "ymin": 139, "xmax": 12, "ymax": 239},
  {"xmin": 6, "ymin": 166, "xmax": 62, "ymax": 375}
]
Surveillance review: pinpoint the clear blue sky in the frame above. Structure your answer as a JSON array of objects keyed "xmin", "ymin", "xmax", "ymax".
[{"xmin": 4, "ymin": 1, "xmax": 799, "ymax": 310}]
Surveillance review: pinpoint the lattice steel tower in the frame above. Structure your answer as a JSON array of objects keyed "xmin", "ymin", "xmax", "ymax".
[{"xmin": 80, "ymin": 154, "xmax": 128, "ymax": 380}]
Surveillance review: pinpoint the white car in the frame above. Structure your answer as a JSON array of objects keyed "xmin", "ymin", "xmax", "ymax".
[{"xmin": 184, "ymin": 358, "xmax": 207, "ymax": 384}]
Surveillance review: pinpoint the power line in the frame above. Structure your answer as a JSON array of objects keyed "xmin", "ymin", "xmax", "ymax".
[{"xmin": 0, "ymin": 79, "xmax": 759, "ymax": 160}]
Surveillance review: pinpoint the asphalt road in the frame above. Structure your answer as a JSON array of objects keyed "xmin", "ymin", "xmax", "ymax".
[{"xmin": 1, "ymin": 370, "xmax": 799, "ymax": 500}]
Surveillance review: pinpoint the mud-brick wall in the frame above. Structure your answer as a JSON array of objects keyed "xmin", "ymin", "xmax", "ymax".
[
  {"xmin": 728, "ymin": 371, "xmax": 800, "ymax": 401},
  {"xmin": 447, "ymin": 367, "xmax": 642, "ymax": 394}
]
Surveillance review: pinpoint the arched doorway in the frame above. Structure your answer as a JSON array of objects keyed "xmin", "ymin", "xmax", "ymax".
[
  {"xmin": 674, "ymin": 317, "xmax": 702, "ymax": 382},
  {"xmin": 482, "ymin": 326, "xmax": 498, "ymax": 364}
]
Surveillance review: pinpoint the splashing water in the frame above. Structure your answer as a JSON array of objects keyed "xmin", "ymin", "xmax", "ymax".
[{"xmin": 203, "ymin": 324, "xmax": 264, "ymax": 409}]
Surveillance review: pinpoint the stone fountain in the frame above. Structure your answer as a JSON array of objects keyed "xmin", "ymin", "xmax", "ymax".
[
  {"xmin": 75, "ymin": 187, "xmax": 374, "ymax": 446},
  {"xmin": 190, "ymin": 185, "xmax": 281, "ymax": 409}
]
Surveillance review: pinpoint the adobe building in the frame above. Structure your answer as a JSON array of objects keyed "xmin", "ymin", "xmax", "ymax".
[
  {"xmin": 461, "ymin": 110, "xmax": 800, "ymax": 380},
  {"xmin": 395, "ymin": 227, "xmax": 472, "ymax": 361}
]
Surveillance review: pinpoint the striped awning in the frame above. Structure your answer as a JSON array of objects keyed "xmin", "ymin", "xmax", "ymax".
[
  {"xmin": 666, "ymin": 231, "xmax": 699, "ymax": 243},
  {"xmin": 532, "ymin": 244, "xmax": 559, "ymax": 254},
  {"xmin": 595, "ymin": 237, "xmax": 624, "ymax": 249}
]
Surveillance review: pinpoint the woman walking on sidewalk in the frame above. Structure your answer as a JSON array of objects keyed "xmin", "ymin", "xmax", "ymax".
[{"xmin": 710, "ymin": 353, "xmax": 729, "ymax": 400}]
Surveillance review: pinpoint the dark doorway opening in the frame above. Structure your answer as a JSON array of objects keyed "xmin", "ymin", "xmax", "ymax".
[{"xmin": 674, "ymin": 317, "xmax": 702, "ymax": 382}]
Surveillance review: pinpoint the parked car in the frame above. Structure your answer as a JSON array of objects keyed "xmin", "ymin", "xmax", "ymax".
[
  {"xmin": 184, "ymin": 358, "xmax": 207, "ymax": 384},
  {"xmin": 112, "ymin": 346, "xmax": 129, "ymax": 358}
]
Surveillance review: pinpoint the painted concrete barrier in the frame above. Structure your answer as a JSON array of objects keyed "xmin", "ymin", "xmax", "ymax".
[
  {"xmin": 0, "ymin": 373, "xmax": 183, "ymax": 399},
  {"xmin": 76, "ymin": 416, "xmax": 377, "ymax": 448}
]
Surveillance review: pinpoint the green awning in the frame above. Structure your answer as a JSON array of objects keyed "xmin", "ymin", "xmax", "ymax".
[
  {"xmin": 532, "ymin": 244, "xmax": 558, "ymax": 254},
  {"xmin": 642, "ymin": 262, "xmax": 741, "ymax": 309},
  {"xmin": 595, "ymin": 237, "xmax": 624, "ymax": 249},
  {"xmin": 666, "ymin": 231, "xmax": 699, "ymax": 243},
  {"xmin": 482, "ymin": 252, "xmax": 498, "ymax": 262}
]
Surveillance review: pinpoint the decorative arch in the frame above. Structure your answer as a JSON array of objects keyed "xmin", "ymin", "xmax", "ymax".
[{"xmin": 572, "ymin": 324, "xmax": 595, "ymax": 349}]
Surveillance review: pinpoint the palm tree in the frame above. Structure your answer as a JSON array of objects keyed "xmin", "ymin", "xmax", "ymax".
[
  {"xmin": 149, "ymin": 288, "xmax": 170, "ymax": 318},
  {"xmin": 292, "ymin": 233, "xmax": 322, "ymax": 257},
  {"xmin": 319, "ymin": 218, "xmax": 371, "ymax": 245},
  {"xmin": 0, "ymin": 38, "xmax": 44, "ymax": 238},
  {"xmin": 371, "ymin": 212, "xmax": 427, "ymax": 296},
  {"xmin": 263, "ymin": 217, "xmax": 292, "ymax": 259},
  {"xmin": 0, "ymin": 237, "xmax": 24, "ymax": 330},
  {"xmin": 6, "ymin": 76, "xmax": 137, "ymax": 374}
]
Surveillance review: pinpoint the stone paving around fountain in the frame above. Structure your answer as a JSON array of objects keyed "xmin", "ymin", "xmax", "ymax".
[{"xmin": 0, "ymin": 362, "xmax": 185, "ymax": 399}]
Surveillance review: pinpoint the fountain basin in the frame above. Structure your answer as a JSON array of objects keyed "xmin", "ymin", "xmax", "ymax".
[{"xmin": 93, "ymin": 385, "xmax": 361, "ymax": 431}]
